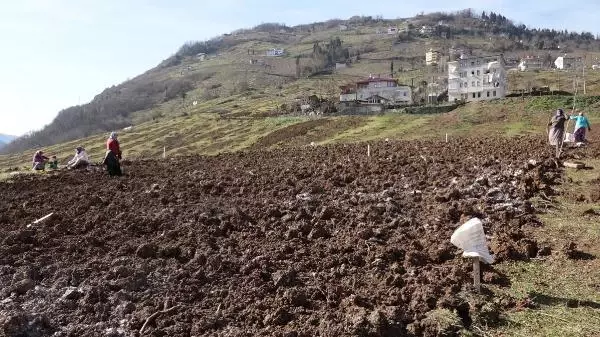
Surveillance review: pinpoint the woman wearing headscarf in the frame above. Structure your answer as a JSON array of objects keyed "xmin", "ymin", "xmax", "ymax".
[
  {"xmin": 32, "ymin": 150, "xmax": 49, "ymax": 170},
  {"xmin": 106, "ymin": 132, "xmax": 122, "ymax": 160},
  {"xmin": 569, "ymin": 110, "xmax": 591, "ymax": 143},
  {"xmin": 548, "ymin": 109, "xmax": 568, "ymax": 147},
  {"xmin": 67, "ymin": 146, "xmax": 90, "ymax": 169},
  {"xmin": 103, "ymin": 132, "xmax": 122, "ymax": 176}
]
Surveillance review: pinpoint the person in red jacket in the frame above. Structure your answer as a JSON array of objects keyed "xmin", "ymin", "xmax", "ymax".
[{"xmin": 106, "ymin": 132, "xmax": 122, "ymax": 160}]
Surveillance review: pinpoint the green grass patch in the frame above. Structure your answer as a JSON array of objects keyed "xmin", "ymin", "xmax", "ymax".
[{"xmin": 484, "ymin": 158, "xmax": 600, "ymax": 336}]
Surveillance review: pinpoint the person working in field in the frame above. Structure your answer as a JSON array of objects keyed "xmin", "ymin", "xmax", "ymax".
[
  {"xmin": 106, "ymin": 132, "xmax": 122, "ymax": 160},
  {"xmin": 102, "ymin": 149, "xmax": 122, "ymax": 176},
  {"xmin": 32, "ymin": 150, "xmax": 49, "ymax": 170},
  {"xmin": 67, "ymin": 146, "xmax": 90, "ymax": 169},
  {"xmin": 103, "ymin": 132, "xmax": 122, "ymax": 176},
  {"xmin": 569, "ymin": 110, "xmax": 591, "ymax": 143},
  {"xmin": 48, "ymin": 156, "xmax": 59, "ymax": 169},
  {"xmin": 548, "ymin": 109, "xmax": 568, "ymax": 147}
]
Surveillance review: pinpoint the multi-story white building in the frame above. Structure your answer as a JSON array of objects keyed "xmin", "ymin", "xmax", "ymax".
[
  {"xmin": 426, "ymin": 49, "xmax": 441, "ymax": 66},
  {"xmin": 447, "ymin": 54, "xmax": 507, "ymax": 102}
]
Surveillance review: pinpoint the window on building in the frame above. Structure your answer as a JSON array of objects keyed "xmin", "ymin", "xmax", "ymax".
[
  {"xmin": 472, "ymin": 93, "xmax": 476, "ymax": 98},
  {"xmin": 487, "ymin": 91, "xmax": 490, "ymax": 97},
  {"xmin": 459, "ymin": 83, "xmax": 462, "ymax": 88},
  {"xmin": 478, "ymin": 92, "xmax": 481, "ymax": 98},
  {"xmin": 477, "ymin": 70, "xmax": 480, "ymax": 75},
  {"xmin": 477, "ymin": 81, "xmax": 480, "ymax": 86},
  {"xmin": 471, "ymin": 61, "xmax": 475, "ymax": 66},
  {"xmin": 403, "ymin": 92, "xmax": 407, "ymax": 96},
  {"xmin": 472, "ymin": 81, "xmax": 475, "ymax": 87},
  {"xmin": 471, "ymin": 71, "xmax": 475, "ymax": 75},
  {"xmin": 464, "ymin": 82, "xmax": 467, "ymax": 87},
  {"xmin": 493, "ymin": 90, "xmax": 496, "ymax": 97}
]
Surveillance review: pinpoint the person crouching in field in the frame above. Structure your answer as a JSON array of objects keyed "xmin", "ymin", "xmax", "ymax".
[
  {"xmin": 48, "ymin": 156, "xmax": 59, "ymax": 169},
  {"xmin": 32, "ymin": 150, "xmax": 49, "ymax": 170},
  {"xmin": 548, "ymin": 109, "xmax": 568, "ymax": 147},
  {"xmin": 570, "ymin": 110, "xmax": 591, "ymax": 143},
  {"xmin": 67, "ymin": 146, "xmax": 90, "ymax": 169}
]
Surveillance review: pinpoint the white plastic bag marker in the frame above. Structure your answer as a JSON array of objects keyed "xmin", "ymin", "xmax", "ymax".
[{"xmin": 450, "ymin": 218, "xmax": 494, "ymax": 264}]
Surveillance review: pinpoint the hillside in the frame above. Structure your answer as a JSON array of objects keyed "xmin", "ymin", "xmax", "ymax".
[
  {"xmin": 2, "ymin": 94, "xmax": 600, "ymax": 169},
  {"xmin": 3, "ymin": 9, "xmax": 600, "ymax": 155}
]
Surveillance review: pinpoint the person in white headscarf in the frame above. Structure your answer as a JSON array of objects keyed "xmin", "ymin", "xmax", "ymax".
[
  {"xmin": 67, "ymin": 146, "xmax": 90, "ymax": 169},
  {"xmin": 106, "ymin": 132, "xmax": 122, "ymax": 160}
]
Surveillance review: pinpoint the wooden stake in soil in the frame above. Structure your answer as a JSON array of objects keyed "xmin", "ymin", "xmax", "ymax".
[
  {"xmin": 367, "ymin": 144, "xmax": 371, "ymax": 157},
  {"xmin": 163, "ymin": 146, "xmax": 166, "ymax": 159},
  {"xmin": 27, "ymin": 212, "xmax": 54, "ymax": 228},
  {"xmin": 446, "ymin": 133, "xmax": 448, "ymax": 143},
  {"xmin": 472, "ymin": 258, "xmax": 481, "ymax": 293}
]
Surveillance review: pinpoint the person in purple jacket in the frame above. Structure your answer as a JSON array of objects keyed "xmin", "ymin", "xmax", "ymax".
[{"xmin": 32, "ymin": 150, "xmax": 49, "ymax": 170}]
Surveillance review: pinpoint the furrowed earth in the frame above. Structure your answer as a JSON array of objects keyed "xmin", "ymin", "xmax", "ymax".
[{"xmin": 0, "ymin": 137, "xmax": 574, "ymax": 336}]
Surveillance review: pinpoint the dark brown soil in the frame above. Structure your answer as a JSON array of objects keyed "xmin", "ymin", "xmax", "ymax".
[{"xmin": 0, "ymin": 136, "xmax": 561, "ymax": 336}]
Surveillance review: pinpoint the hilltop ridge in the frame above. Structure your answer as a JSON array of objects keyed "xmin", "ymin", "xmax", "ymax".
[{"xmin": 2, "ymin": 9, "xmax": 600, "ymax": 155}]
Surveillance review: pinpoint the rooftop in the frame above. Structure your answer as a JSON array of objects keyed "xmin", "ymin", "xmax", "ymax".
[{"xmin": 356, "ymin": 77, "xmax": 397, "ymax": 85}]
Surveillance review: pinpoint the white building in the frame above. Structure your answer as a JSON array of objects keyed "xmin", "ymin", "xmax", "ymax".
[
  {"xmin": 554, "ymin": 55, "xmax": 581, "ymax": 70},
  {"xmin": 420, "ymin": 25, "xmax": 435, "ymax": 36},
  {"xmin": 448, "ymin": 54, "xmax": 507, "ymax": 102},
  {"xmin": 340, "ymin": 77, "xmax": 412, "ymax": 106},
  {"xmin": 387, "ymin": 27, "xmax": 398, "ymax": 35},
  {"xmin": 426, "ymin": 49, "xmax": 441, "ymax": 66},
  {"xmin": 339, "ymin": 24, "xmax": 348, "ymax": 31},
  {"xmin": 335, "ymin": 62, "xmax": 348, "ymax": 70},
  {"xmin": 518, "ymin": 58, "xmax": 544, "ymax": 71},
  {"xmin": 266, "ymin": 48, "xmax": 285, "ymax": 57}
]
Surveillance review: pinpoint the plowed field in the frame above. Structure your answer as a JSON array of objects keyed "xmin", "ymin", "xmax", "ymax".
[{"xmin": 0, "ymin": 137, "xmax": 565, "ymax": 336}]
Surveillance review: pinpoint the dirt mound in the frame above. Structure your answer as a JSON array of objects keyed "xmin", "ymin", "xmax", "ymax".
[{"xmin": 0, "ymin": 136, "xmax": 560, "ymax": 336}]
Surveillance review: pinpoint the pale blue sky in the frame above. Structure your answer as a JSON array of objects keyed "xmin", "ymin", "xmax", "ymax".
[{"xmin": 1, "ymin": 0, "xmax": 599, "ymax": 135}]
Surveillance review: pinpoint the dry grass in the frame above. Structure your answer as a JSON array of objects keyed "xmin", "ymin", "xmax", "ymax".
[{"xmin": 483, "ymin": 159, "xmax": 600, "ymax": 337}]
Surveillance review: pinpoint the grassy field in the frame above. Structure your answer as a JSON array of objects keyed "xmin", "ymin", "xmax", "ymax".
[{"xmin": 482, "ymin": 159, "xmax": 600, "ymax": 337}]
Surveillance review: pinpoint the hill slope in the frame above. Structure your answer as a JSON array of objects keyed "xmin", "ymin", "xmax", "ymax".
[
  {"xmin": 3, "ymin": 94, "xmax": 600, "ymax": 169},
  {"xmin": 3, "ymin": 10, "xmax": 600, "ymax": 155}
]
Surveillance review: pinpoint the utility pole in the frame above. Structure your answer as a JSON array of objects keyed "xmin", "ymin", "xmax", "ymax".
[{"xmin": 583, "ymin": 55, "xmax": 586, "ymax": 95}]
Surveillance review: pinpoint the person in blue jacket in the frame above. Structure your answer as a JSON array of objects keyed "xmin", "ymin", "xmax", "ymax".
[{"xmin": 570, "ymin": 110, "xmax": 591, "ymax": 143}]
